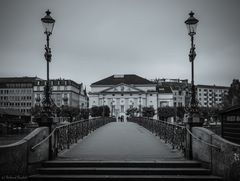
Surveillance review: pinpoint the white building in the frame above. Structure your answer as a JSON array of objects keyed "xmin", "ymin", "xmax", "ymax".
[
  {"xmin": 33, "ymin": 79, "xmax": 88, "ymax": 109},
  {"xmin": 89, "ymin": 74, "xmax": 173, "ymax": 121},
  {"xmin": 196, "ymin": 85, "xmax": 229, "ymax": 107}
]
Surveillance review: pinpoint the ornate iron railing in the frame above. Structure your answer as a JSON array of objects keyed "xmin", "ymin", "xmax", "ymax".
[
  {"xmin": 32, "ymin": 117, "xmax": 115, "ymax": 159},
  {"xmin": 129, "ymin": 117, "xmax": 187, "ymax": 154}
]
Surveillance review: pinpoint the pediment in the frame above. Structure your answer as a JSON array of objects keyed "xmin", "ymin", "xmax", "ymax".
[{"xmin": 100, "ymin": 83, "xmax": 144, "ymax": 93}]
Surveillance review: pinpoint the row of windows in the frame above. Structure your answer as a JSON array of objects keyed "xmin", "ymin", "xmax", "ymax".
[
  {"xmin": 198, "ymin": 93, "xmax": 224, "ymax": 98},
  {"xmin": 6, "ymin": 83, "xmax": 32, "ymax": 88},
  {"xmin": 105, "ymin": 93, "xmax": 145, "ymax": 97},
  {"xmin": 0, "ymin": 89, "xmax": 32, "ymax": 94},
  {"xmin": 0, "ymin": 96, "xmax": 32, "ymax": 101},
  {"xmin": 37, "ymin": 81, "xmax": 68, "ymax": 86},
  {"xmin": 0, "ymin": 102, "xmax": 32, "ymax": 107},
  {"xmin": 36, "ymin": 86, "xmax": 68, "ymax": 91},
  {"xmin": 199, "ymin": 97, "xmax": 222, "ymax": 102},
  {"xmin": 198, "ymin": 88, "xmax": 227, "ymax": 93}
]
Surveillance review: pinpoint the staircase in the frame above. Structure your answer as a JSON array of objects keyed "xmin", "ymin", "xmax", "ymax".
[{"xmin": 29, "ymin": 160, "xmax": 223, "ymax": 181}]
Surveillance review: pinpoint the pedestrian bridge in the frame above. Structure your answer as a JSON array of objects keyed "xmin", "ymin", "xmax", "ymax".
[
  {"xmin": 58, "ymin": 122, "xmax": 183, "ymax": 161},
  {"xmin": 1, "ymin": 117, "xmax": 240, "ymax": 180}
]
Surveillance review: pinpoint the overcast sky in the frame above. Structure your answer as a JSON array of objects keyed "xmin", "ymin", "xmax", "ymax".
[{"xmin": 0, "ymin": 0, "xmax": 239, "ymax": 89}]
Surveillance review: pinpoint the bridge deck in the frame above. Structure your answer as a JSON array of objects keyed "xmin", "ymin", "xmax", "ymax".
[{"xmin": 58, "ymin": 122, "xmax": 184, "ymax": 161}]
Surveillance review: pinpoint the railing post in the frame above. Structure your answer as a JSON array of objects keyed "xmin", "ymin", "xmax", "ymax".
[
  {"xmin": 185, "ymin": 124, "xmax": 192, "ymax": 159},
  {"xmin": 67, "ymin": 125, "xmax": 70, "ymax": 149}
]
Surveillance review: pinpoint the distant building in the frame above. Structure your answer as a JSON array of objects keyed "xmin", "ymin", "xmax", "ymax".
[
  {"xmin": 196, "ymin": 85, "xmax": 229, "ymax": 107},
  {"xmin": 0, "ymin": 77, "xmax": 40, "ymax": 116},
  {"xmin": 89, "ymin": 74, "xmax": 173, "ymax": 120},
  {"xmin": 79, "ymin": 84, "xmax": 89, "ymax": 109},
  {"xmin": 153, "ymin": 78, "xmax": 190, "ymax": 107},
  {"xmin": 33, "ymin": 79, "xmax": 88, "ymax": 109}
]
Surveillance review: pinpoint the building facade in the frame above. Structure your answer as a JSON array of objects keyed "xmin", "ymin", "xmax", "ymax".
[
  {"xmin": 158, "ymin": 79, "xmax": 190, "ymax": 107},
  {"xmin": 0, "ymin": 77, "xmax": 39, "ymax": 116},
  {"xmin": 196, "ymin": 85, "xmax": 229, "ymax": 107},
  {"xmin": 89, "ymin": 74, "xmax": 173, "ymax": 121},
  {"xmin": 33, "ymin": 79, "xmax": 88, "ymax": 109}
]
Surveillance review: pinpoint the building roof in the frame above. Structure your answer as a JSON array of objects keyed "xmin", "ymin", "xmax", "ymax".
[
  {"xmin": 197, "ymin": 84, "xmax": 229, "ymax": 89},
  {"xmin": 157, "ymin": 86, "xmax": 173, "ymax": 94},
  {"xmin": 161, "ymin": 81, "xmax": 190, "ymax": 90},
  {"xmin": 0, "ymin": 77, "xmax": 41, "ymax": 88},
  {"xmin": 220, "ymin": 104, "xmax": 240, "ymax": 114},
  {"xmin": 0, "ymin": 76, "xmax": 40, "ymax": 83},
  {"xmin": 91, "ymin": 74, "xmax": 154, "ymax": 86},
  {"xmin": 34, "ymin": 79, "xmax": 81, "ymax": 89}
]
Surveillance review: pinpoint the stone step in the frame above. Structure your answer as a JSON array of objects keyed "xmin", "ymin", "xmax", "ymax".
[
  {"xmin": 29, "ymin": 174, "xmax": 223, "ymax": 181},
  {"xmin": 38, "ymin": 167, "xmax": 211, "ymax": 175},
  {"xmin": 43, "ymin": 160, "xmax": 202, "ymax": 168}
]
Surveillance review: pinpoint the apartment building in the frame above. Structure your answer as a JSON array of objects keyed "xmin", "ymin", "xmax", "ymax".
[
  {"xmin": 196, "ymin": 85, "xmax": 229, "ymax": 107},
  {"xmin": 0, "ymin": 77, "xmax": 39, "ymax": 115}
]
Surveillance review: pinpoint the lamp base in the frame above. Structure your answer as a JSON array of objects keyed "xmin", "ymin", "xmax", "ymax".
[{"xmin": 188, "ymin": 112, "xmax": 204, "ymax": 127}]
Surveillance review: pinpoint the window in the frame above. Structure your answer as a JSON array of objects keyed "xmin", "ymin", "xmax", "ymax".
[{"xmin": 121, "ymin": 105, "xmax": 124, "ymax": 112}]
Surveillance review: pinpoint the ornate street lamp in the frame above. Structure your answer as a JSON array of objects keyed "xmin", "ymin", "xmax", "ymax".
[
  {"xmin": 185, "ymin": 11, "xmax": 202, "ymax": 160},
  {"xmin": 41, "ymin": 10, "xmax": 55, "ymax": 116},
  {"xmin": 111, "ymin": 99, "xmax": 114, "ymax": 117},
  {"xmin": 139, "ymin": 96, "xmax": 142, "ymax": 117},
  {"xmin": 102, "ymin": 96, "xmax": 105, "ymax": 117},
  {"xmin": 40, "ymin": 10, "xmax": 55, "ymax": 159},
  {"xmin": 185, "ymin": 11, "xmax": 201, "ymax": 123}
]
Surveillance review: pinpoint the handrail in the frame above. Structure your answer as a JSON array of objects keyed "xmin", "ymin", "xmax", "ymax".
[
  {"xmin": 31, "ymin": 117, "xmax": 97, "ymax": 151},
  {"xmin": 30, "ymin": 117, "xmax": 115, "ymax": 158},
  {"xmin": 31, "ymin": 127, "xmax": 56, "ymax": 151},
  {"xmin": 185, "ymin": 128, "xmax": 221, "ymax": 151},
  {"xmin": 147, "ymin": 117, "xmax": 222, "ymax": 150},
  {"xmin": 148, "ymin": 118, "xmax": 185, "ymax": 129}
]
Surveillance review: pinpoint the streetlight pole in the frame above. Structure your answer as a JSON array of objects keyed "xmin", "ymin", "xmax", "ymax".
[
  {"xmin": 185, "ymin": 11, "xmax": 198, "ymax": 114},
  {"xmin": 102, "ymin": 96, "xmax": 105, "ymax": 117},
  {"xmin": 185, "ymin": 11, "xmax": 202, "ymax": 159},
  {"xmin": 40, "ymin": 10, "xmax": 55, "ymax": 159},
  {"xmin": 41, "ymin": 10, "xmax": 55, "ymax": 118},
  {"xmin": 111, "ymin": 98, "xmax": 114, "ymax": 117},
  {"xmin": 139, "ymin": 96, "xmax": 142, "ymax": 117}
]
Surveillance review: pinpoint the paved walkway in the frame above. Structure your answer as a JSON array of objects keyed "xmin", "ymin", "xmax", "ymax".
[{"xmin": 58, "ymin": 122, "xmax": 184, "ymax": 161}]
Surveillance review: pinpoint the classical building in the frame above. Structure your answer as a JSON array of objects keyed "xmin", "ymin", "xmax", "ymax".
[
  {"xmin": 0, "ymin": 77, "xmax": 40, "ymax": 116},
  {"xmin": 89, "ymin": 74, "xmax": 173, "ymax": 120},
  {"xmin": 33, "ymin": 79, "xmax": 88, "ymax": 109},
  {"xmin": 196, "ymin": 85, "xmax": 229, "ymax": 107}
]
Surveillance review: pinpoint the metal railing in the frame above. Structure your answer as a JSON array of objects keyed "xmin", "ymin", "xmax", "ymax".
[
  {"xmin": 129, "ymin": 117, "xmax": 187, "ymax": 155},
  {"xmin": 32, "ymin": 117, "xmax": 115, "ymax": 159}
]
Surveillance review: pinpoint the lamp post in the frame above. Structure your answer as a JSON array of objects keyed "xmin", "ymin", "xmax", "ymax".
[
  {"xmin": 111, "ymin": 99, "xmax": 114, "ymax": 117},
  {"xmin": 185, "ymin": 11, "xmax": 202, "ymax": 159},
  {"xmin": 41, "ymin": 10, "xmax": 55, "ymax": 159},
  {"xmin": 41, "ymin": 10, "xmax": 55, "ymax": 117},
  {"xmin": 139, "ymin": 96, "xmax": 142, "ymax": 117},
  {"xmin": 185, "ymin": 11, "xmax": 199, "ymax": 116},
  {"xmin": 102, "ymin": 96, "xmax": 105, "ymax": 117}
]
